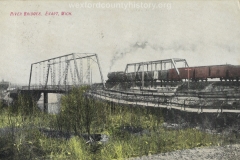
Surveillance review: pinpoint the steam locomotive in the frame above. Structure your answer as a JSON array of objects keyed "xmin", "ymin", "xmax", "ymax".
[{"xmin": 107, "ymin": 64, "xmax": 240, "ymax": 82}]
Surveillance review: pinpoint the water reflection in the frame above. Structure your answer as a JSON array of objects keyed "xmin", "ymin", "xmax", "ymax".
[{"xmin": 37, "ymin": 93, "xmax": 62, "ymax": 114}]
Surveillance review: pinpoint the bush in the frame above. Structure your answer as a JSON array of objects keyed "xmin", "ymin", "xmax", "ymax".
[
  {"xmin": 57, "ymin": 86, "xmax": 97, "ymax": 136},
  {"xmin": 0, "ymin": 86, "xmax": 227, "ymax": 159}
]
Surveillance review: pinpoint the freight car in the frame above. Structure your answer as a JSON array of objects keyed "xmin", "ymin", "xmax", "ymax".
[
  {"xmin": 158, "ymin": 70, "xmax": 168, "ymax": 81},
  {"xmin": 194, "ymin": 66, "xmax": 210, "ymax": 81},
  {"xmin": 168, "ymin": 65, "xmax": 238, "ymax": 82},
  {"xmin": 107, "ymin": 72, "xmax": 126, "ymax": 82},
  {"xmin": 107, "ymin": 64, "xmax": 240, "ymax": 83},
  {"xmin": 107, "ymin": 70, "xmax": 168, "ymax": 82},
  {"xmin": 136, "ymin": 71, "xmax": 154, "ymax": 81},
  {"xmin": 228, "ymin": 65, "xmax": 240, "ymax": 81},
  {"xmin": 168, "ymin": 67, "xmax": 195, "ymax": 81},
  {"xmin": 208, "ymin": 65, "xmax": 230, "ymax": 80}
]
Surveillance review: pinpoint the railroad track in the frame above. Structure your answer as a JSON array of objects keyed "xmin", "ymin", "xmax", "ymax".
[{"xmin": 88, "ymin": 89, "xmax": 240, "ymax": 114}]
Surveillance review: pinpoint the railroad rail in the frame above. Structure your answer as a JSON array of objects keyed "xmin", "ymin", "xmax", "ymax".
[{"xmin": 89, "ymin": 89, "xmax": 240, "ymax": 114}]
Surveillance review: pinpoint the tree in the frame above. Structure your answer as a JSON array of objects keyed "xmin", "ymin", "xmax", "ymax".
[{"xmin": 58, "ymin": 86, "xmax": 97, "ymax": 138}]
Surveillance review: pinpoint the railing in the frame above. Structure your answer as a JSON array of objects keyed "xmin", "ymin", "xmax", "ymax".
[
  {"xmin": 22, "ymin": 85, "xmax": 74, "ymax": 91},
  {"xmin": 88, "ymin": 89, "xmax": 240, "ymax": 113},
  {"xmin": 103, "ymin": 88, "xmax": 240, "ymax": 99}
]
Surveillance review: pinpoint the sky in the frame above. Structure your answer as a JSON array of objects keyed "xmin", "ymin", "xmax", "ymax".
[{"xmin": 0, "ymin": 0, "xmax": 240, "ymax": 84}]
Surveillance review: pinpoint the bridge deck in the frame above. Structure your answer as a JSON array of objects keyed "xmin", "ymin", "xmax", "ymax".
[{"xmin": 20, "ymin": 85, "xmax": 81, "ymax": 93}]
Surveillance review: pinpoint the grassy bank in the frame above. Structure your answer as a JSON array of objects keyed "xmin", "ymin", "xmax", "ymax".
[{"xmin": 0, "ymin": 87, "xmax": 228, "ymax": 159}]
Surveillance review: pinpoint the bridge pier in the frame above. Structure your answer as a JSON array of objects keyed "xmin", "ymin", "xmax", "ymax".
[{"xmin": 44, "ymin": 92, "xmax": 48, "ymax": 113}]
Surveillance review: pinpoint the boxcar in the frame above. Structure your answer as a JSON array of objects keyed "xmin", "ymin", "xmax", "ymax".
[
  {"xmin": 116, "ymin": 72, "xmax": 127, "ymax": 82},
  {"xmin": 168, "ymin": 68, "xmax": 180, "ymax": 81},
  {"xmin": 126, "ymin": 72, "xmax": 135, "ymax": 81},
  {"xmin": 107, "ymin": 72, "xmax": 126, "ymax": 82},
  {"xmin": 153, "ymin": 71, "xmax": 159, "ymax": 80},
  {"xmin": 136, "ymin": 71, "xmax": 154, "ymax": 81},
  {"xmin": 168, "ymin": 67, "xmax": 194, "ymax": 81},
  {"xmin": 135, "ymin": 72, "xmax": 141, "ymax": 81},
  {"xmin": 228, "ymin": 65, "xmax": 240, "ymax": 81},
  {"xmin": 194, "ymin": 66, "xmax": 210, "ymax": 81},
  {"xmin": 209, "ymin": 65, "xmax": 230, "ymax": 80},
  {"xmin": 158, "ymin": 70, "xmax": 168, "ymax": 81},
  {"xmin": 147, "ymin": 71, "xmax": 154, "ymax": 81}
]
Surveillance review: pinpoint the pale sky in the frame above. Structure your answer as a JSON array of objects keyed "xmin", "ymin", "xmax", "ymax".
[{"xmin": 0, "ymin": 0, "xmax": 240, "ymax": 84}]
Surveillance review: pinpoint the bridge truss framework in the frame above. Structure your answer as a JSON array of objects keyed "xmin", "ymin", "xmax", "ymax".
[
  {"xmin": 26, "ymin": 53, "xmax": 105, "ymax": 112},
  {"xmin": 124, "ymin": 58, "xmax": 189, "ymax": 88},
  {"xmin": 28, "ymin": 53, "xmax": 105, "ymax": 90}
]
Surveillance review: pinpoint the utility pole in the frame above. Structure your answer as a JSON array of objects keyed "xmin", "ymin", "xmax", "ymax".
[
  {"xmin": 142, "ymin": 64, "xmax": 144, "ymax": 89},
  {"xmin": 185, "ymin": 68, "xmax": 191, "ymax": 90}
]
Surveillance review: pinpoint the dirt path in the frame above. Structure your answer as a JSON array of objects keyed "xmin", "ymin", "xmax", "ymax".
[{"xmin": 130, "ymin": 144, "xmax": 240, "ymax": 160}]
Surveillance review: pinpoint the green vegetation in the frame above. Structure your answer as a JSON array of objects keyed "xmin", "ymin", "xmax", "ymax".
[{"xmin": 0, "ymin": 86, "xmax": 229, "ymax": 159}]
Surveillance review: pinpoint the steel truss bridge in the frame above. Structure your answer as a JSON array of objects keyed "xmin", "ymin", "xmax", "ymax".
[
  {"xmin": 124, "ymin": 58, "xmax": 189, "ymax": 88},
  {"xmin": 125, "ymin": 58, "xmax": 189, "ymax": 74},
  {"xmin": 28, "ymin": 53, "xmax": 105, "ymax": 89},
  {"xmin": 17, "ymin": 53, "xmax": 105, "ymax": 112}
]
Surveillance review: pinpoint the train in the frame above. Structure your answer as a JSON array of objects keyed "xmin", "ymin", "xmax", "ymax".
[{"xmin": 107, "ymin": 64, "xmax": 240, "ymax": 82}]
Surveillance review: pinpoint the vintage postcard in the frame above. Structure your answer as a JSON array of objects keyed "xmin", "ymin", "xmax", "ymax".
[{"xmin": 0, "ymin": 0, "xmax": 240, "ymax": 159}]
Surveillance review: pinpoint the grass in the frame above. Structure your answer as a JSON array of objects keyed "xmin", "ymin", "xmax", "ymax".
[{"xmin": 0, "ymin": 86, "xmax": 231, "ymax": 159}]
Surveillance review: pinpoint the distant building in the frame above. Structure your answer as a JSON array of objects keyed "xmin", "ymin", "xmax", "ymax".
[{"xmin": 0, "ymin": 79, "xmax": 9, "ymax": 90}]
